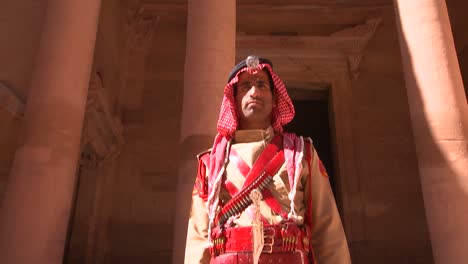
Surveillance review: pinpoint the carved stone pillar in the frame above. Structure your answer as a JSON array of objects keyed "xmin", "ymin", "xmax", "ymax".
[
  {"xmin": 394, "ymin": 0, "xmax": 468, "ymax": 263},
  {"xmin": 173, "ymin": 0, "xmax": 236, "ymax": 263},
  {"xmin": 0, "ymin": 0, "xmax": 101, "ymax": 263}
]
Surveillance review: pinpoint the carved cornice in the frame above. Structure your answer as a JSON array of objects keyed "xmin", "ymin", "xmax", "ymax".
[
  {"xmin": 0, "ymin": 82, "xmax": 24, "ymax": 118},
  {"xmin": 80, "ymin": 73, "xmax": 124, "ymax": 169},
  {"xmin": 237, "ymin": 17, "xmax": 382, "ymax": 80}
]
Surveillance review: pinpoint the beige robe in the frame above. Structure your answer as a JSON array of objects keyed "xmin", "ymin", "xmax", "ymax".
[{"xmin": 185, "ymin": 128, "xmax": 351, "ymax": 264}]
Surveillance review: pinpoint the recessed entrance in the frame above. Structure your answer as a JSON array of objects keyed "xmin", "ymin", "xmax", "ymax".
[{"xmin": 283, "ymin": 88, "xmax": 336, "ymax": 195}]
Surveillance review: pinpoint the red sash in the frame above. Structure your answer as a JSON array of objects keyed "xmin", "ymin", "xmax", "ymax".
[
  {"xmin": 215, "ymin": 135, "xmax": 285, "ymax": 226},
  {"xmin": 225, "ymin": 148, "xmax": 286, "ymax": 218}
]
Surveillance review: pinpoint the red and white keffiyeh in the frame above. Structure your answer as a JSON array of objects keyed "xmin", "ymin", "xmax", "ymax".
[{"xmin": 216, "ymin": 63, "xmax": 295, "ymax": 137}]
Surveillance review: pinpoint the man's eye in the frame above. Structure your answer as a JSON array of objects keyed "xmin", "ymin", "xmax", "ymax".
[
  {"xmin": 257, "ymin": 81, "xmax": 268, "ymax": 90},
  {"xmin": 239, "ymin": 84, "xmax": 250, "ymax": 91}
]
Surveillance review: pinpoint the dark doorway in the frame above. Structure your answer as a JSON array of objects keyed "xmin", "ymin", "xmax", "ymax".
[{"xmin": 283, "ymin": 90, "xmax": 336, "ymax": 195}]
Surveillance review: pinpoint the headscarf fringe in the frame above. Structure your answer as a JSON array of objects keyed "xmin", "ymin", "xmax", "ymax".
[
  {"xmin": 287, "ymin": 136, "xmax": 305, "ymax": 224},
  {"xmin": 207, "ymin": 138, "xmax": 231, "ymax": 243}
]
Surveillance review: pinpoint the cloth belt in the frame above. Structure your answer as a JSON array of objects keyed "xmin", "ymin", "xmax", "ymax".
[
  {"xmin": 210, "ymin": 224, "xmax": 310, "ymax": 264},
  {"xmin": 210, "ymin": 223, "xmax": 310, "ymax": 256},
  {"xmin": 210, "ymin": 252, "xmax": 308, "ymax": 264},
  {"xmin": 224, "ymin": 224, "xmax": 306, "ymax": 253}
]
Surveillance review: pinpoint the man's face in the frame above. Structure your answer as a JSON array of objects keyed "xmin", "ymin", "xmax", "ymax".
[{"xmin": 235, "ymin": 70, "xmax": 275, "ymax": 129}]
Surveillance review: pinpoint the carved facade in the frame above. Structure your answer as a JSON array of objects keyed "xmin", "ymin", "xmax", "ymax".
[{"xmin": 1, "ymin": 0, "xmax": 468, "ymax": 263}]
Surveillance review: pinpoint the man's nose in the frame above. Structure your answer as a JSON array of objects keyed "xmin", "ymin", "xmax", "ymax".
[{"xmin": 248, "ymin": 84, "xmax": 260, "ymax": 97}]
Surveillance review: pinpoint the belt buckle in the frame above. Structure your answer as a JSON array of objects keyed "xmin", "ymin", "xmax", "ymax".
[{"xmin": 262, "ymin": 226, "xmax": 275, "ymax": 253}]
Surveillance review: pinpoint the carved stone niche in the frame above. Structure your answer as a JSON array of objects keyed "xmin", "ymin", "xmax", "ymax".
[
  {"xmin": 80, "ymin": 73, "xmax": 124, "ymax": 169},
  {"xmin": 0, "ymin": 82, "xmax": 25, "ymax": 118},
  {"xmin": 125, "ymin": 4, "xmax": 160, "ymax": 55}
]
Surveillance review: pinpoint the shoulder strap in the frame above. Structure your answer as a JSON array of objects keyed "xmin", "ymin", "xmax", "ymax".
[{"xmin": 193, "ymin": 151, "xmax": 210, "ymax": 201}]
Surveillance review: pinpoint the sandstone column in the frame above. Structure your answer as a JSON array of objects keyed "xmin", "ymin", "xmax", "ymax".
[
  {"xmin": 0, "ymin": 0, "xmax": 101, "ymax": 263},
  {"xmin": 172, "ymin": 0, "xmax": 235, "ymax": 263},
  {"xmin": 393, "ymin": 1, "xmax": 468, "ymax": 263}
]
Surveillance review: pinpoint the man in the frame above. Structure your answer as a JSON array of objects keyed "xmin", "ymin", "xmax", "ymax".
[{"xmin": 185, "ymin": 56, "xmax": 351, "ymax": 264}]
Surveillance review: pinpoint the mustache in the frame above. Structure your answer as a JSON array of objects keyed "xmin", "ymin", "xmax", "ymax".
[{"xmin": 247, "ymin": 98, "xmax": 263, "ymax": 104}]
